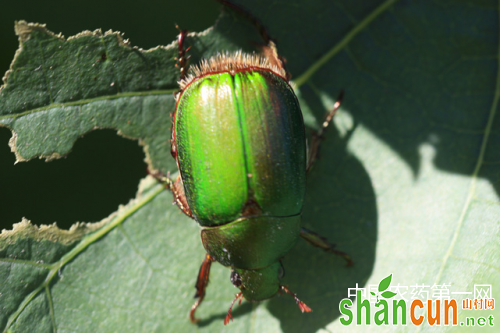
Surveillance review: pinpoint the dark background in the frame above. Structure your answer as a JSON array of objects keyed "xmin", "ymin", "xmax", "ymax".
[{"xmin": 0, "ymin": 0, "xmax": 221, "ymax": 229}]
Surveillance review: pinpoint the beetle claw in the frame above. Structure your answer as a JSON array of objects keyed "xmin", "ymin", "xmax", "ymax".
[
  {"xmin": 190, "ymin": 301, "xmax": 202, "ymax": 323},
  {"xmin": 224, "ymin": 312, "xmax": 233, "ymax": 325},
  {"xmin": 298, "ymin": 301, "xmax": 312, "ymax": 313},
  {"xmin": 224, "ymin": 292, "xmax": 243, "ymax": 326},
  {"xmin": 281, "ymin": 285, "xmax": 312, "ymax": 313}
]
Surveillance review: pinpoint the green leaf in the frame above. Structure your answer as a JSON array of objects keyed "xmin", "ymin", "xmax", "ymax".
[
  {"xmin": 381, "ymin": 291, "xmax": 397, "ymax": 299},
  {"xmin": 0, "ymin": 21, "xmax": 177, "ymax": 172},
  {"xmin": 1, "ymin": 0, "xmax": 500, "ymax": 332},
  {"xmin": 378, "ymin": 274, "xmax": 393, "ymax": 292}
]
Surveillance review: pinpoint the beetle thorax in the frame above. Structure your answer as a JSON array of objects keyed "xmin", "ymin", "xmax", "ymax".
[{"xmin": 178, "ymin": 51, "xmax": 287, "ymax": 91}]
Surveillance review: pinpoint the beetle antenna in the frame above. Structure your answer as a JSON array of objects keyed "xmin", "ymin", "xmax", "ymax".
[
  {"xmin": 224, "ymin": 292, "xmax": 243, "ymax": 325},
  {"xmin": 280, "ymin": 286, "xmax": 312, "ymax": 313}
]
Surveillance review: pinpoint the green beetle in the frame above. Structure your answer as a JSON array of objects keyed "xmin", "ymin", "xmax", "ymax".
[{"xmin": 155, "ymin": 6, "xmax": 352, "ymax": 325}]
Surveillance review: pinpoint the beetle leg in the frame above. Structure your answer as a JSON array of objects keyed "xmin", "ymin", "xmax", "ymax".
[
  {"xmin": 280, "ymin": 285, "xmax": 312, "ymax": 313},
  {"xmin": 216, "ymin": 0, "xmax": 289, "ymax": 79},
  {"xmin": 147, "ymin": 169, "xmax": 193, "ymax": 218},
  {"xmin": 216, "ymin": 0, "xmax": 272, "ymax": 45},
  {"xmin": 175, "ymin": 27, "xmax": 190, "ymax": 81},
  {"xmin": 147, "ymin": 168, "xmax": 172, "ymax": 185},
  {"xmin": 307, "ymin": 91, "xmax": 344, "ymax": 172},
  {"xmin": 300, "ymin": 227, "xmax": 353, "ymax": 266},
  {"xmin": 190, "ymin": 254, "xmax": 214, "ymax": 323},
  {"xmin": 170, "ymin": 175, "xmax": 194, "ymax": 218},
  {"xmin": 224, "ymin": 291, "xmax": 243, "ymax": 325}
]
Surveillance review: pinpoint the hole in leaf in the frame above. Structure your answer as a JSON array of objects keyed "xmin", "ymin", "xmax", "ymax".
[{"xmin": 0, "ymin": 128, "xmax": 147, "ymax": 229}]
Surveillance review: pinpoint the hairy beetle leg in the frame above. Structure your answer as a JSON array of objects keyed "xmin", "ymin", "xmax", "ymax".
[
  {"xmin": 280, "ymin": 286, "xmax": 312, "ymax": 313},
  {"xmin": 190, "ymin": 254, "xmax": 214, "ymax": 323},
  {"xmin": 175, "ymin": 27, "xmax": 190, "ymax": 81},
  {"xmin": 216, "ymin": 0, "xmax": 271, "ymax": 45},
  {"xmin": 216, "ymin": 0, "xmax": 288, "ymax": 79},
  {"xmin": 224, "ymin": 291, "xmax": 244, "ymax": 325},
  {"xmin": 146, "ymin": 168, "xmax": 172, "ymax": 186},
  {"xmin": 147, "ymin": 168, "xmax": 193, "ymax": 218},
  {"xmin": 169, "ymin": 175, "xmax": 193, "ymax": 218},
  {"xmin": 300, "ymin": 227, "xmax": 353, "ymax": 266},
  {"xmin": 307, "ymin": 91, "xmax": 344, "ymax": 172}
]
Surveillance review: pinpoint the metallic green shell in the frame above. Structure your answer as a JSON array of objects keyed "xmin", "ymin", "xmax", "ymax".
[
  {"xmin": 174, "ymin": 69, "xmax": 306, "ymax": 226},
  {"xmin": 235, "ymin": 263, "xmax": 281, "ymax": 301}
]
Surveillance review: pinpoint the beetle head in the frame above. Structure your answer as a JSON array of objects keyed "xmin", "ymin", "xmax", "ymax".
[
  {"xmin": 230, "ymin": 262, "xmax": 283, "ymax": 302},
  {"xmin": 224, "ymin": 262, "xmax": 311, "ymax": 325}
]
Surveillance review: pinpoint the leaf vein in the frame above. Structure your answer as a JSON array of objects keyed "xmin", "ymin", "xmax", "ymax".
[
  {"xmin": 2, "ymin": 183, "xmax": 165, "ymax": 331},
  {"xmin": 293, "ymin": 0, "xmax": 401, "ymax": 87},
  {"xmin": 449, "ymin": 255, "xmax": 500, "ymax": 273},
  {"xmin": 117, "ymin": 224, "xmax": 156, "ymax": 272},
  {"xmin": 432, "ymin": 0, "xmax": 500, "ymax": 286},
  {"xmin": 45, "ymin": 285, "xmax": 57, "ymax": 333},
  {"xmin": 37, "ymin": 39, "xmax": 53, "ymax": 104},
  {"xmin": 0, "ymin": 90, "xmax": 175, "ymax": 121},
  {"xmin": 0, "ymin": 258, "xmax": 52, "ymax": 269}
]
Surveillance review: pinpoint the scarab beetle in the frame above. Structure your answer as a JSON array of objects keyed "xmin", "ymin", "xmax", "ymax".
[{"xmin": 153, "ymin": 3, "xmax": 352, "ymax": 325}]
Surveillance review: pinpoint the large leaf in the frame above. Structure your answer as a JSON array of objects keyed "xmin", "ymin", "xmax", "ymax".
[{"xmin": 1, "ymin": 1, "xmax": 499, "ymax": 332}]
